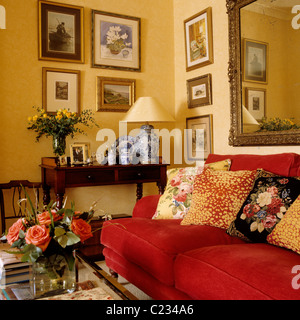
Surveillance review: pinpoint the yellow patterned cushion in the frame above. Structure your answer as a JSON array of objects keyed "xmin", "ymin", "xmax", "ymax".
[
  {"xmin": 267, "ymin": 195, "xmax": 300, "ymax": 254},
  {"xmin": 152, "ymin": 159, "xmax": 231, "ymax": 219},
  {"xmin": 181, "ymin": 168, "xmax": 256, "ymax": 229}
]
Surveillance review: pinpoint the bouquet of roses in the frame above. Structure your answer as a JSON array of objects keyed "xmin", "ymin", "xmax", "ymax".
[{"xmin": 5, "ymin": 187, "xmax": 96, "ymax": 273}]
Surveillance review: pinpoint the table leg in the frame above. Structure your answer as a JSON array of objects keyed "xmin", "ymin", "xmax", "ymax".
[
  {"xmin": 136, "ymin": 183, "xmax": 143, "ymax": 201},
  {"xmin": 56, "ymin": 193, "xmax": 65, "ymax": 209},
  {"xmin": 42, "ymin": 185, "xmax": 51, "ymax": 206}
]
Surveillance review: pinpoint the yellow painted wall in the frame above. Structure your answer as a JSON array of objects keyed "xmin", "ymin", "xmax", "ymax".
[
  {"xmin": 174, "ymin": 0, "xmax": 300, "ymax": 156},
  {"xmin": 0, "ymin": 0, "xmax": 174, "ymax": 222}
]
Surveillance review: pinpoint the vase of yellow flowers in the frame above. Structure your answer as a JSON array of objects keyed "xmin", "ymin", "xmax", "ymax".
[{"xmin": 27, "ymin": 107, "xmax": 98, "ymax": 157}]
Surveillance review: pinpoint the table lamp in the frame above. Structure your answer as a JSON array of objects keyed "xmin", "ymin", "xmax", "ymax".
[{"xmin": 121, "ymin": 97, "xmax": 175, "ymax": 164}]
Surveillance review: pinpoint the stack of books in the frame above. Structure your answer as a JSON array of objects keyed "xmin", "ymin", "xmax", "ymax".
[{"xmin": 0, "ymin": 243, "xmax": 30, "ymax": 288}]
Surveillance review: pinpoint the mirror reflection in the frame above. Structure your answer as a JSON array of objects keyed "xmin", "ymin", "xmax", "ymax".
[{"xmin": 240, "ymin": 0, "xmax": 300, "ymax": 133}]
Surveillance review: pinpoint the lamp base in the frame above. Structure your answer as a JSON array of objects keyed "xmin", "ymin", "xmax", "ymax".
[{"xmin": 135, "ymin": 124, "xmax": 159, "ymax": 164}]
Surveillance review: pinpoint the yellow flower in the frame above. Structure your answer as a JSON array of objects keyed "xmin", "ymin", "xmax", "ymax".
[
  {"xmin": 33, "ymin": 115, "xmax": 38, "ymax": 121},
  {"xmin": 28, "ymin": 117, "xmax": 32, "ymax": 122},
  {"xmin": 43, "ymin": 113, "xmax": 48, "ymax": 118}
]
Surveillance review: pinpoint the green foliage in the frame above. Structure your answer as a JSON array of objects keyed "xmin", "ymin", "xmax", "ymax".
[{"xmin": 258, "ymin": 117, "xmax": 300, "ymax": 131}]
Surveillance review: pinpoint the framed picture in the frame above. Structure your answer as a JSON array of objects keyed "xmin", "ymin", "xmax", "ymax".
[
  {"xmin": 42, "ymin": 67, "xmax": 80, "ymax": 114},
  {"xmin": 92, "ymin": 10, "xmax": 141, "ymax": 71},
  {"xmin": 243, "ymin": 38, "xmax": 268, "ymax": 84},
  {"xmin": 70, "ymin": 143, "xmax": 90, "ymax": 165},
  {"xmin": 38, "ymin": 0, "xmax": 84, "ymax": 63},
  {"xmin": 184, "ymin": 7, "xmax": 214, "ymax": 72},
  {"xmin": 96, "ymin": 77, "xmax": 136, "ymax": 112},
  {"xmin": 186, "ymin": 115, "xmax": 213, "ymax": 160},
  {"xmin": 187, "ymin": 74, "xmax": 212, "ymax": 108},
  {"xmin": 245, "ymin": 87, "xmax": 266, "ymax": 121}
]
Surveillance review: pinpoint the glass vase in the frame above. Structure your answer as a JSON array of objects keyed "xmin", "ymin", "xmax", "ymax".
[
  {"xmin": 52, "ymin": 135, "xmax": 66, "ymax": 157},
  {"xmin": 30, "ymin": 253, "xmax": 76, "ymax": 299}
]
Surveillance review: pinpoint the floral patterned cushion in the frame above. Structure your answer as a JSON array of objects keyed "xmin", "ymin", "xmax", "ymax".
[
  {"xmin": 227, "ymin": 170, "xmax": 300, "ymax": 243},
  {"xmin": 267, "ymin": 195, "xmax": 300, "ymax": 254},
  {"xmin": 181, "ymin": 168, "xmax": 256, "ymax": 229},
  {"xmin": 152, "ymin": 159, "xmax": 231, "ymax": 220}
]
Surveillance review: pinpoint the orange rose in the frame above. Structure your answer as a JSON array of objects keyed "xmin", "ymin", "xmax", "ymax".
[
  {"xmin": 38, "ymin": 210, "xmax": 62, "ymax": 226},
  {"xmin": 71, "ymin": 219, "xmax": 92, "ymax": 242},
  {"xmin": 6, "ymin": 219, "xmax": 26, "ymax": 245},
  {"xmin": 25, "ymin": 225, "xmax": 51, "ymax": 252}
]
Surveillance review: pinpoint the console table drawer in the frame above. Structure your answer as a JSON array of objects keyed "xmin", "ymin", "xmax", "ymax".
[
  {"xmin": 118, "ymin": 167, "xmax": 161, "ymax": 181},
  {"xmin": 65, "ymin": 169, "xmax": 115, "ymax": 185}
]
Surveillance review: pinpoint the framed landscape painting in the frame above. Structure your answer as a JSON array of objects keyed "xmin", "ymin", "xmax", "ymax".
[
  {"xmin": 38, "ymin": 0, "xmax": 84, "ymax": 63},
  {"xmin": 92, "ymin": 10, "xmax": 141, "ymax": 71},
  {"xmin": 96, "ymin": 76, "xmax": 136, "ymax": 112},
  {"xmin": 187, "ymin": 74, "xmax": 212, "ymax": 108},
  {"xmin": 184, "ymin": 7, "xmax": 214, "ymax": 71}
]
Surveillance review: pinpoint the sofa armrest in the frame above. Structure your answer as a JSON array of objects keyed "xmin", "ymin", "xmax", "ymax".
[{"xmin": 132, "ymin": 195, "xmax": 161, "ymax": 219}]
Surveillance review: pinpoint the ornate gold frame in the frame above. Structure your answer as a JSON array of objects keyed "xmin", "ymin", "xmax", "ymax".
[{"xmin": 227, "ymin": 0, "xmax": 300, "ymax": 146}]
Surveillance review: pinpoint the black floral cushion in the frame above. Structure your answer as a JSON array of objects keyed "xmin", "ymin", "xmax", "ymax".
[{"xmin": 227, "ymin": 170, "xmax": 300, "ymax": 243}]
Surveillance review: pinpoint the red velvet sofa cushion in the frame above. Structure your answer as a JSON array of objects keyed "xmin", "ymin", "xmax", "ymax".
[
  {"xmin": 101, "ymin": 218, "xmax": 245, "ymax": 286},
  {"xmin": 174, "ymin": 243, "xmax": 300, "ymax": 300},
  {"xmin": 103, "ymin": 247, "xmax": 191, "ymax": 300},
  {"xmin": 205, "ymin": 153, "xmax": 300, "ymax": 177},
  {"xmin": 132, "ymin": 195, "xmax": 161, "ymax": 219}
]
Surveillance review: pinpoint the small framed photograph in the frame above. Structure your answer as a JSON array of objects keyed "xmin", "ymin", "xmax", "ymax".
[
  {"xmin": 96, "ymin": 77, "xmax": 136, "ymax": 112},
  {"xmin": 186, "ymin": 115, "xmax": 213, "ymax": 160},
  {"xmin": 243, "ymin": 38, "xmax": 268, "ymax": 84},
  {"xmin": 70, "ymin": 143, "xmax": 90, "ymax": 165},
  {"xmin": 184, "ymin": 7, "xmax": 214, "ymax": 72},
  {"xmin": 245, "ymin": 87, "xmax": 266, "ymax": 121},
  {"xmin": 38, "ymin": 0, "xmax": 84, "ymax": 63},
  {"xmin": 92, "ymin": 10, "xmax": 141, "ymax": 71},
  {"xmin": 42, "ymin": 67, "xmax": 80, "ymax": 114},
  {"xmin": 187, "ymin": 74, "xmax": 212, "ymax": 108}
]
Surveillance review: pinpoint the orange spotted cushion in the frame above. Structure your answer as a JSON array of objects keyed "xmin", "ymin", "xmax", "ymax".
[
  {"xmin": 181, "ymin": 168, "xmax": 256, "ymax": 229},
  {"xmin": 267, "ymin": 195, "xmax": 300, "ymax": 254}
]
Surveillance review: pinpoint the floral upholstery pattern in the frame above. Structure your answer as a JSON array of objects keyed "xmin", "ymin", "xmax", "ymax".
[
  {"xmin": 227, "ymin": 170, "xmax": 300, "ymax": 242},
  {"xmin": 152, "ymin": 159, "xmax": 231, "ymax": 220}
]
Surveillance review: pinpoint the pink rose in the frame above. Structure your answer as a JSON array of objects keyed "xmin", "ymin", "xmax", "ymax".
[
  {"xmin": 38, "ymin": 210, "xmax": 63, "ymax": 225},
  {"xmin": 267, "ymin": 186, "xmax": 278, "ymax": 197},
  {"xmin": 25, "ymin": 225, "xmax": 51, "ymax": 252},
  {"xmin": 71, "ymin": 219, "xmax": 92, "ymax": 242},
  {"xmin": 263, "ymin": 215, "xmax": 277, "ymax": 229},
  {"xmin": 6, "ymin": 219, "xmax": 26, "ymax": 245},
  {"xmin": 170, "ymin": 175, "xmax": 182, "ymax": 187}
]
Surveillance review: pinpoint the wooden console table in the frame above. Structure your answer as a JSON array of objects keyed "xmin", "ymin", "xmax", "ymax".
[{"xmin": 40, "ymin": 157, "xmax": 167, "ymax": 209}]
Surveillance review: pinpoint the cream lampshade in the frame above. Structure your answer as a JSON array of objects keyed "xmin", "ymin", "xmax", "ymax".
[
  {"xmin": 121, "ymin": 97, "xmax": 175, "ymax": 124},
  {"xmin": 121, "ymin": 97, "xmax": 175, "ymax": 164}
]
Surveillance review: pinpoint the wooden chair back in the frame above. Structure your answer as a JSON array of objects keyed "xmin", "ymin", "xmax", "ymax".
[{"xmin": 0, "ymin": 180, "xmax": 42, "ymax": 235}]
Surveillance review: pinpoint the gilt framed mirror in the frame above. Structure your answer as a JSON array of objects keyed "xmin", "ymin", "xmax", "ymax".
[{"xmin": 227, "ymin": 0, "xmax": 300, "ymax": 146}]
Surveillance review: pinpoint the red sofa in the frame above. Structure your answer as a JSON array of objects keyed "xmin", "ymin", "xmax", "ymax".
[{"xmin": 101, "ymin": 153, "xmax": 300, "ymax": 300}]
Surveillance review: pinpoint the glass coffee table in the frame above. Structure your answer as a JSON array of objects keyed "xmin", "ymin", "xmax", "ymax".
[{"xmin": 0, "ymin": 250, "xmax": 138, "ymax": 300}]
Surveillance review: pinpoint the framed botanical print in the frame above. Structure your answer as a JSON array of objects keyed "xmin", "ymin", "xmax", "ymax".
[
  {"xmin": 42, "ymin": 67, "xmax": 80, "ymax": 114},
  {"xmin": 92, "ymin": 10, "xmax": 141, "ymax": 71},
  {"xmin": 96, "ymin": 76, "xmax": 136, "ymax": 112},
  {"xmin": 243, "ymin": 39, "xmax": 268, "ymax": 84},
  {"xmin": 186, "ymin": 115, "xmax": 213, "ymax": 160},
  {"xmin": 38, "ymin": 0, "xmax": 84, "ymax": 63},
  {"xmin": 184, "ymin": 7, "xmax": 214, "ymax": 71},
  {"xmin": 187, "ymin": 74, "xmax": 212, "ymax": 108},
  {"xmin": 245, "ymin": 87, "xmax": 266, "ymax": 121}
]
